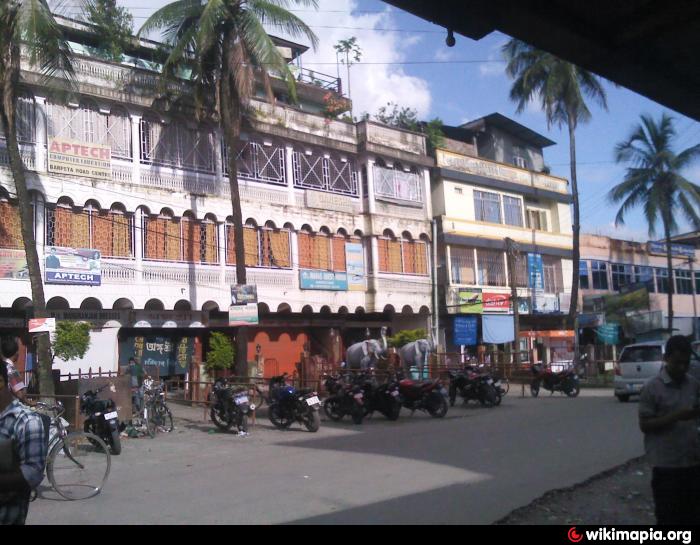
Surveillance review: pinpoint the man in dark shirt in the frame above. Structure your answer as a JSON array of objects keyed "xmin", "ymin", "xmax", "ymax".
[{"xmin": 639, "ymin": 335, "xmax": 700, "ymax": 525}]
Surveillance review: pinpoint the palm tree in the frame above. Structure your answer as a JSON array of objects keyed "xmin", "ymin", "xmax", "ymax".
[
  {"xmin": 502, "ymin": 39, "xmax": 609, "ymax": 323},
  {"xmin": 140, "ymin": 0, "xmax": 318, "ymax": 376},
  {"xmin": 0, "ymin": 0, "xmax": 74, "ymax": 396},
  {"xmin": 609, "ymin": 113, "xmax": 700, "ymax": 332}
]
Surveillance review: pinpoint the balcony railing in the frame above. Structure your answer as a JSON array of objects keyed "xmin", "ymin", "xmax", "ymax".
[
  {"xmin": 373, "ymin": 165, "xmax": 423, "ymax": 203},
  {"xmin": 295, "ymin": 67, "xmax": 342, "ymax": 94}
]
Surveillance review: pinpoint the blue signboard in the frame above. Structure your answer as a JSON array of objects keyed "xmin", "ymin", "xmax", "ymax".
[
  {"xmin": 299, "ymin": 270, "xmax": 348, "ymax": 291},
  {"xmin": 45, "ymin": 247, "xmax": 101, "ymax": 286},
  {"xmin": 453, "ymin": 315, "xmax": 478, "ymax": 346},
  {"xmin": 647, "ymin": 241, "xmax": 695, "ymax": 260},
  {"xmin": 527, "ymin": 253, "xmax": 544, "ymax": 290}
]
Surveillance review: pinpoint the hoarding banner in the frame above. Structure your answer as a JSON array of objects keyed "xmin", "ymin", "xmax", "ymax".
[
  {"xmin": 299, "ymin": 270, "xmax": 348, "ymax": 291},
  {"xmin": 28, "ymin": 318, "xmax": 56, "ymax": 334},
  {"xmin": 647, "ymin": 241, "xmax": 695, "ymax": 260},
  {"xmin": 456, "ymin": 288, "xmax": 483, "ymax": 314},
  {"xmin": 345, "ymin": 242, "xmax": 365, "ymax": 291},
  {"xmin": 0, "ymin": 248, "xmax": 28, "ymax": 280},
  {"xmin": 483, "ymin": 292, "xmax": 510, "ymax": 312},
  {"xmin": 228, "ymin": 304, "xmax": 259, "ymax": 326},
  {"xmin": 533, "ymin": 293, "xmax": 560, "ymax": 314},
  {"xmin": 119, "ymin": 335, "xmax": 193, "ymax": 376},
  {"xmin": 527, "ymin": 253, "xmax": 544, "ymax": 290},
  {"xmin": 453, "ymin": 315, "xmax": 478, "ymax": 346},
  {"xmin": 231, "ymin": 285, "xmax": 258, "ymax": 305},
  {"xmin": 596, "ymin": 323, "xmax": 620, "ymax": 345},
  {"xmin": 48, "ymin": 138, "xmax": 112, "ymax": 181},
  {"xmin": 45, "ymin": 247, "xmax": 101, "ymax": 286}
]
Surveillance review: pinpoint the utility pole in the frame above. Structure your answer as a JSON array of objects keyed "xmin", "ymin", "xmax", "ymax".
[{"xmin": 505, "ymin": 238, "xmax": 520, "ymax": 365}]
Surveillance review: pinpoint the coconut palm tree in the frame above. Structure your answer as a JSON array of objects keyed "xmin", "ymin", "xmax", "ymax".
[
  {"xmin": 609, "ymin": 113, "xmax": 700, "ymax": 332},
  {"xmin": 502, "ymin": 39, "xmax": 609, "ymax": 322},
  {"xmin": 0, "ymin": 0, "xmax": 74, "ymax": 396},
  {"xmin": 140, "ymin": 0, "xmax": 318, "ymax": 375}
]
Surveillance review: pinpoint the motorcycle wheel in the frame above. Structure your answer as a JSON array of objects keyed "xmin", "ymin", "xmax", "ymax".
[
  {"xmin": 565, "ymin": 381, "xmax": 581, "ymax": 398},
  {"xmin": 268, "ymin": 404, "xmax": 294, "ymax": 429},
  {"xmin": 323, "ymin": 397, "xmax": 344, "ymax": 422},
  {"xmin": 210, "ymin": 407, "xmax": 234, "ymax": 431},
  {"xmin": 493, "ymin": 389, "xmax": 503, "ymax": 406},
  {"xmin": 479, "ymin": 385, "xmax": 498, "ymax": 408},
  {"xmin": 530, "ymin": 380, "xmax": 540, "ymax": 398},
  {"xmin": 83, "ymin": 421, "xmax": 103, "ymax": 449},
  {"xmin": 427, "ymin": 392, "xmax": 448, "ymax": 418},
  {"xmin": 303, "ymin": 410, "xmax": 321, "ymax": 432},
  {"xmin": 109, "ymin": 428, "xmax": 122, "ymax": 455},
  {"xmin": 386, "ymin": 400, "xmax": 401, "ymax": 421},
  {"xmin": 351, "ymin": 403, "xmax": 364, "ymax": 425}
]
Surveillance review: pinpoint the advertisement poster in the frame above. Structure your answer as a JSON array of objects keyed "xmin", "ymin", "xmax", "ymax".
[
  {"xmin": 345, "ymin": 242, "xmax": 365, "ymax": 291},
  {"xmin": 456, "ymin": 288, "xmax": 483, "ymax": 314},
  {"xmin": 229, "ymin": 304, "xmax": 259, "ymax": 326},
  {"xmin": 120, "ymin": 336, "xmax": 194, "ymax": 376},
  {"xmin": 48, "ymin": 138, "xmax": 112, "ymax": 181},
  {"xmin": 533, "ymin": 293, "xmax": 560, "ymax": 314},
  {"xmin": 453, "ymin": 315, "xmax": 478, "ymax": 346},
  {"xmin": 483, "ymin": 292, "xmax": 510, "ymax": 312},
  {"xmin": 0, "ymin": 249, "xmax": 28, "ymax": 279},
  {"xmin": 45, "ymin": 247, "xmax": 101, "ymax": 286},
  {"xmin": 28, "ymin": 318, "xmax": 56, "ymax": 334},
  {"xmin": 231, "ymin": 285, "xmax": 258, "ymax": 305},
  {"xmin": 299, "ymin": 270, "xmax": 348, "ymax": 291},
  {"xmin": 527, "ymin": 253, "xmax": 544, "ymax": 290}
]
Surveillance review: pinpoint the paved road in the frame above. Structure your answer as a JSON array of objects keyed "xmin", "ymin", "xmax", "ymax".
[{"xmin": 28, "ymin": 389, "xmax": 642, "ymax": 524}]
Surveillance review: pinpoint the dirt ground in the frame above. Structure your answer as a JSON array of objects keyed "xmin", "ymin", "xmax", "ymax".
[{"xmin": 497, "ymin": 457, "xmax": 656, "ymax": 525}]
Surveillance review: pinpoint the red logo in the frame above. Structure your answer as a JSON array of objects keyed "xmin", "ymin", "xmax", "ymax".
[{"xmin": 568, "ymin": 528, "xmax": 584, "ymax": 543}]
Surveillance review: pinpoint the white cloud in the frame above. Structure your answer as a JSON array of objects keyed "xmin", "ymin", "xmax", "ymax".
[
  {"xmin": 478, "ymin": 38, "xmax": 507, "ymax": 79},
  {"xmin": 283, "ymin": 0, "xmax": 432, "ymax": 118}
]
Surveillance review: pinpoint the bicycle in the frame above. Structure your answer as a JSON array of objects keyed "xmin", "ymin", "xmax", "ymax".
[
  {"xmin": 142, "ymin": 378, "xmax": 174, "ymax": 438},
  {"xmin": 33, "ymin": 401, "xmax": 111, "ymax": 501}
]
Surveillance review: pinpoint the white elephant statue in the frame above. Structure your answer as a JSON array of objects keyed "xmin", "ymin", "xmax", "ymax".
[
  {"xmin": 345, "ymin": 327, "xmax": 388, "ymax": 370},
  {"xmin": 398, "ymin": 338, "xmax": 435, "ymax": 377}
]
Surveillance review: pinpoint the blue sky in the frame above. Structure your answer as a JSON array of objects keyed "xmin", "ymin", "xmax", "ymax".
[{"xmin": 116, "ymin": 0, "xmax": 700, "ymax": 241}]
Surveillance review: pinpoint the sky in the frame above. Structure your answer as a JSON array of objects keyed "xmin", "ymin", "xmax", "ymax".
[{"xmin": 86, "ymin": 0, "xmax": 700, "ymax": 242}]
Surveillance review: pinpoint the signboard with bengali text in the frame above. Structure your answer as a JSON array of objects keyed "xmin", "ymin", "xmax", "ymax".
[{"xmin": 299, "ymin": 270, "xmax": 348, "ymax": 291}]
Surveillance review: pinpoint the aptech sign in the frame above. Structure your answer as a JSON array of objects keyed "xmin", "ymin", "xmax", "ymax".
[{"xmin": 48, "ymin": 138, "xmax": 111, "ymax": 181}]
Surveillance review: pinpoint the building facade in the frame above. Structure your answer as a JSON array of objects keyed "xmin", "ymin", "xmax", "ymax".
[
  {"xmin": 431, "ymin": 114, "xmax": 574, "ymax": 359},
  {"xmin": 579, "ymin": 233, "xmax": 700, "ymax": 343},
  {"xmin": 0, "ymin": 17, "xmax": 434, "ymax": 378}
]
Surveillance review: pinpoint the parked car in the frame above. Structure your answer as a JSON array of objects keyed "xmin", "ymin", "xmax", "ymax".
[{"xmin": 614, "ymin": 342, "xmax": 665, "ymax": 402}]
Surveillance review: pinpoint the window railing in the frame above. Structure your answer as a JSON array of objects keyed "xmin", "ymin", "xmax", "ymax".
[
  {"xmin": 373, "ymin": 165, "xmax": 422, "ymax": 203},
  {"xmin": 293, "ymin": 152, "xmax": 358, "ymax": 197}
]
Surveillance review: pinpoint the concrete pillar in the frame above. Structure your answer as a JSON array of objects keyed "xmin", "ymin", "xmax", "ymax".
[
  {"xmin": 366, "ymin": 159, "xmax": 376, "ymax": 215},
  {"xmin": 422, "ymin": 167, "xmax": 432, "ymax": 219},
  {"xmin": 218, "ymin": 221, "xmax": 227, "ymax": 288},
  {"xmin": 34, "ymin": 96, "xmax": 47, "ymax": 172},
  {"xmin": 134, "ymin": 207, "xmax": 144, "ymax": 283},
  {"xmin": 130, "ymin": 113, "xmax": 142, "ymax": 185},
  {"xmin": 285, "ymin": 145, "xmax": 295, "ymax": 206}
]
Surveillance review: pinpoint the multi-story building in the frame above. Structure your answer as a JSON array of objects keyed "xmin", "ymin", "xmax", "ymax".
[
  {"xmin": 0, "ymin": 17, "xmax": 434, "ymax": 378},
  {"xmin": 579, "ymin": 233, "xmax": 699, "ymax": 342},
  {"xmin": 430, "ymin": 114, "xmax": 574, "ymax": 360}
]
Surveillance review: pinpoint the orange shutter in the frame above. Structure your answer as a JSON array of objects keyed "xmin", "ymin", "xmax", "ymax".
[
  {"xmin": 226, "ymin": 225, "xmax": 236, "ymax": 265},
  {"xmin": 53, "ymin": 206, "xmax": 73, "ymax": 247},
  {"xmin": 377, "ymin": 238, "xmax": 389, "ymax": 273},
  {"xmin": 332, "ymin": 237, "xmax": 346, "ymax": 272},
  {"xmin": 270, "ymin": 230, "xmax": 290, "ymax": 268},
  {"xmin": 92, "ymin": 212, "xmax": 113, "ymax": 256},
  {"xmin": 145, "ymin": 217, "xmax": 166, "ymax": 260},
  {"xmin": 113, "ymin": 213, "xmax": 131, "ymax": 258},
  {"xmin": 244, "ymin": 226, "xmax": 259, "ymax": 267},
  {"xmin": 182, "ymin": 217, "xmax": 197, "ymax": 263},
  {"xmin": 71, "ymin": 210, "xmax": 90, "ymax": 249},
  {"xmin": 314, "ymin": 234, "xmax": 330, "ymax": 270},
  {"xmin": 165, "ymin": 218, "xmax": 181, "ymax": 261},
  {"xmin": 403, "ymin": 241, "xmax": 416, "ymax": 274},
  {"xmin": 388, "ymin": 239, "xmax": 402, "ymax": 273},
  {"xmin": 203, "ymin": 222, "xmax": 217, "ymax": 264},
  {"xmin": 298, "ymin": 232, "xmax": 312, "ymax": 269},
  {"xmin": 414, "ymin": 242, "xmax": 428, "ymax": 275},
  {"xmin": 0, "ymin": 202, "xmax": 23, "ymax": 249}
]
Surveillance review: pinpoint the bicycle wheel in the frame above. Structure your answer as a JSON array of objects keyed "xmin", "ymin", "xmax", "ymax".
[
  {"xmin": 156, "ymin": 405, "xmax": 174, "ymax": 432},
  {"xmin": 144, "ymin": 406, "xmax": 157, "ymax": 438},
  {"xmin": 47, "ymin": 432, "xmax": 111, "ymax": 501}
]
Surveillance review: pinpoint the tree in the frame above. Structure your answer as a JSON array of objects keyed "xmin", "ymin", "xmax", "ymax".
[
  {"xmin": 388, "ymin": 329, "xmax": 428, "ymax": 348},
  {"xmin": 0, "ymin": 0, "xmax": 75, "ymax": 396},
  {"xmin": 140, "ymin": 0, "xmax": 318, "ymax": 377},
  {"xmin": 502, "ymin": 39, "xmax": 609, "ymax": 322},
  {"xmin": 608, "ymin": 113, "xmax": 700, "ymax": 332},
  {"xmin": 52, "ymin": 321, "xmax": 91, "ymax": 362},
  {"xmin": 205, "ymin": 332, "xmax": 235, "ymax": 374},
  {"xmin": 374, "ymin": 102, "xmax": 445, "ymax": 151},
  {"xmin": 82, "ymin": 0, "xmax": 134, "ymax": 62},
  {"xmin": 333, "ymin": 36, "xmax": 361, "ymax": 110}
]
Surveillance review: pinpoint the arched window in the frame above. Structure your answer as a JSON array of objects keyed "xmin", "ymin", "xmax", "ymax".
[
  {"xmin": 47, "ymin": 199, "xmax": 89, "ymax": 249},
  {"xmin": 144, "ymin": 209, "xmax": 180, "ymax": 261},
  {"xmin": 377, "ymin": 230, "xmax": 428, "ymax": 276},
  {"xmin": 226, "ymin": 220, "xmax": 290, "ymax": 269},
  {"xmin": 201, "ymin": 215, "xmax": 218, "ymax": 264},
  {"xmin": 91, "ymin": 203, "xmax": 133, "ymax": 258},
  {"xmin": 298, "ymin": 227, "xmax": 333, "ymax": 271}
]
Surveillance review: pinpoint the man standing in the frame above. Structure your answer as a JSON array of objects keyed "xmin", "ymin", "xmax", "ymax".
[
  {"xmin": 639, "ymin": 335, "xmax": 700, "ymax": 525},
  {"xmin": 0, "ymin": 359, "xmax": 47, "ymax": 524},
  {"xmin": 1, "ymin": 337, "xmax": 29, "ymax": 405},
  {"xmin": 127, "ymin": 357, "xmax": 145, "ymax": 414}
]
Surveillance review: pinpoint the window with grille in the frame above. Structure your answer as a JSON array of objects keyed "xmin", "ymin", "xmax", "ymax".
[
  {"xmin": 144, "ymin": 214, "xmax": 182, "ymax": 262},
  {"xmin": 476, "ymin": 248, "xmax": 507, "ymax": 286},
  {"xmin": 474, "ymin": 190, "xmax": 502, "ymax": 223},
  {"xmin": 228, "ymin": 140, "xmax": 286, "ymax": 185},
  {"xmin": 298, "ymin": 230, "xmax": 332, "ymax": 270},
  {"xmin": 655, "ymin": 268, "xmax": 669, "ymax": 294},
  {"xmin": 377, "ymin": 236, "xmax": 428, "ymax": 276},
  {"xmin": 503, "ymin": 196, "xmax": 524, "ymax": 227},
  {"xmin": 293, "ymin": 149, "xmax": 358, "ymax": 196},
  {"xmin": 611, "ymin": 263, "xmax": 634, "ymax": 291},
  {"xmin": 542, "ymin": 255, "xmax": 563, "ymax": 293},
  {"xmin": 227, "ymin": 225, "xmax": 290, "ymax": 269},
  {"xmin": 676, "ymin": 269, "xmax": 693, "ymax": 295},
  {"xmin": 0, "ymin": 200, "xmax": 24, "ymax": 249},
  {"xmin": 591, "ymin": 261, "xmax": 608, "ymax": 290},
  {"xmin": 450, "ymin": 246, "xmax": 476, "ymax": 284},
  {"xmin": 46, "ymin": 204, "xmax": 133, "ymax": 258},
  {"xmin": 579, "ymin": 260, "xmax": 590, "ymax": 289},
  {"xmin": 1, "ymin": 93, "xmax": 36, "ymax": 144},
  {"xmin": 140, "ymin": 115, "xmax": 215, "ymax": 173},
  {"xmin": 635, "ymin": 266, "xmax": 655, "ymax": 292},
  {"xmin": 526, "ymin": 209, "xmax": 548, "ymax": 231}
]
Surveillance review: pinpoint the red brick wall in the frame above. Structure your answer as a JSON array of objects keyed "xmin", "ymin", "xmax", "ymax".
[{"xmin": 247, "ymin": 329, "xmax": 308, "ymax": 377}]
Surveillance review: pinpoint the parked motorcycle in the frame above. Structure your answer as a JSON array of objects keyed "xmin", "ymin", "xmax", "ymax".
[
  {"xmin": 530, "ymin": 363, "xmax": 580, "ymax": 397},
  {"xmin": 322, "ymin": 373, "xmax": 366, "ymax": 425},
  {"xmin": 398, "ymin": 374, "xmax": 448, "ymax": 418},
  {"xmin": 267, "ymin": 373, "xmax": 321, "ymax": 432},
  {"xmin": 209, "ymin": 378, "xmax": 254, "ymax": 433},
  {"xmin": 448, "ymin": 368, "xmax": 500, "ymax": 408},
  {"xmin": 355, "ymin": 371, "xmax": 402, "ymax": 421},
  {"xmin": 81, "ymin": 383, "xmax": 122, "ymax": 455}
]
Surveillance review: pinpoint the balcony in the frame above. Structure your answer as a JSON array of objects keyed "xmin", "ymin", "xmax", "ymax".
[
  {"xmin": 295, "ymin": 67, "xmax": 343, "ymax": 95},
  {"xmin": 358, "ymin": 122, "xmax": 426, "ymax": 156},
  {"xmin": 436, "ymin": 149, "xmax": 570, "ymax": 195}
]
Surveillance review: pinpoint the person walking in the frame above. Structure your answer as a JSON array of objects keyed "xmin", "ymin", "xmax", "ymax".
[
  {"xmin": 0, "ymin": 359, "xmax": 47, "ymax": 525},
  {"xmin": 1, "ymin": 337, "xmax": 30, "ymax": 405},
  {"xmin": 127, "ymin": 357, "xmax": 145, "ymax": 415},
  {"xmin": 639, "ymin": 335, "xmax": 700, "ymax": 525}
]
